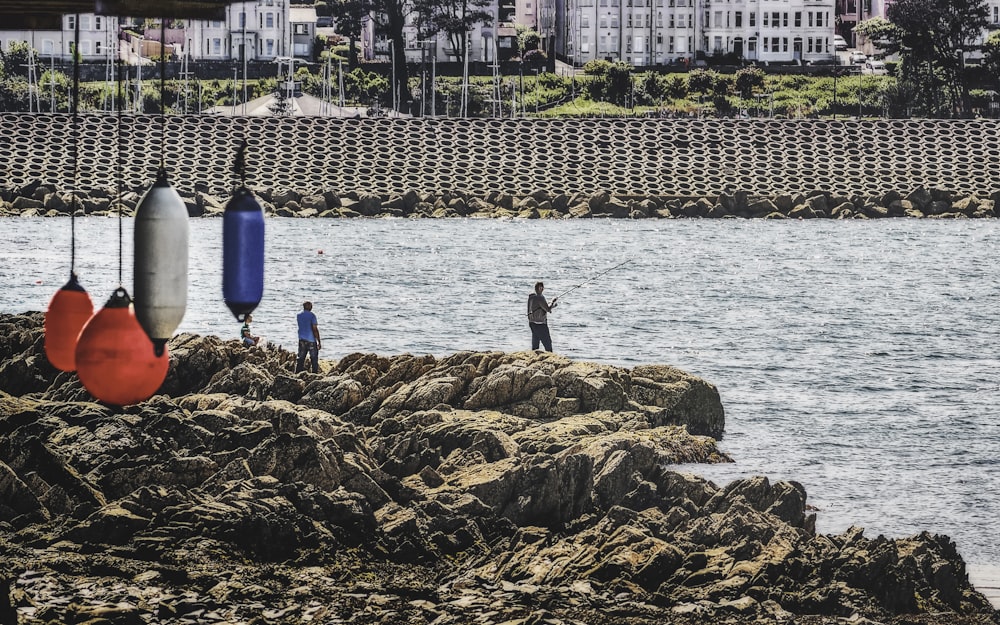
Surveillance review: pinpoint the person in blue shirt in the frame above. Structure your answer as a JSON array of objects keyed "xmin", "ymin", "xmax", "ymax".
[{"xmin": 295, "ymin": 301, "xmax": 322, "ymax": 373}]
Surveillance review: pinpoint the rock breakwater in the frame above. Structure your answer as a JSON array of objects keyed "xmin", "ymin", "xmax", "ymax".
[
  {"xmin": 0, "ymin": 312, "xmax": 996, "ymax": 624},
  {"xmin": 2, "ymin": 181, "xmax": 998, "ymax": 220}
]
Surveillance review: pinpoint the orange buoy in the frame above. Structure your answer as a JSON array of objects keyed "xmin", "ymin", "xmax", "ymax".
[
  {"xmin": 75, "ymin": 287, "xmax": 169, "ymax": 406},
  {"xmin": 44, "ymin": 272, "xmax": 94, "ymax": 372}
]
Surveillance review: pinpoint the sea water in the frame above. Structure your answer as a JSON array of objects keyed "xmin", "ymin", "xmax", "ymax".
[{"xmin": 3, "ymin": 216, "xmax": 999, "ymax": 570}]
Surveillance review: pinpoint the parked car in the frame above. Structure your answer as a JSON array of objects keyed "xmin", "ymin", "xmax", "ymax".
[
  {"xmin": 849, "ymin": 51, "xmax": 867, "ymax": 64},
  {"xmin": 834, "ymin": 35, "xmax": 849, "ymax": 51},
  {"xmin": 863, "ymin": 60, "xmax": 888, "ymax": 75}
]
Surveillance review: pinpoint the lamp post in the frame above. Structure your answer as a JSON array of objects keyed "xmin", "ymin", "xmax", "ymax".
[
  {"xmin": 832, "ymin": 68, "xmax": 838, "ymax": 119},
  {"xmin": 388, "ymin": 39, "xmax": 397, "ymax": 114},
  {"xmin": 857, "ymin": 66, "xmax": 862, "ymax": 119},
  {"xmin": 533, "ymin": 67, "xmax": 539, "ymax": 115}
]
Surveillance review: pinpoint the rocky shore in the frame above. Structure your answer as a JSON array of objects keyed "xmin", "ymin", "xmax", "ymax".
[
  {"xmin": 0, "ymin": 311, "xmax": 997, "ymax": 624},
  {"xmin": 2, "ymin": 181, "xmax": 998, "ymax": 220}
]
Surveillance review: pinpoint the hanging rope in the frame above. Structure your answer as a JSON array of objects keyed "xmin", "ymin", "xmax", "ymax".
[
  {"xmin": 116, "ymin": 55, "xmax": 125, "ymax": 286},
  {"xmin": 234, "ymin": 139, "xmax": 248, "ymax": 187},
  {"xmin": 70, "ymin": 13, "xmax": 81, "ymax": 276},
  {"xmin": 159, "ymin": 19, "xmax": 167, "ymax": 172}
]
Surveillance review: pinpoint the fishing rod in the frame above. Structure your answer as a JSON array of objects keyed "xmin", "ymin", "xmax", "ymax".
[{"xmin": 550, "ymin": 258, "xmax": 634, "ymax": 302}]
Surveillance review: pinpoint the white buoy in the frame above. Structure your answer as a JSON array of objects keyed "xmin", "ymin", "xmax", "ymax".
[{"xmin": 134, "ymin": 167, "xmax": 189, "ymax": 356}]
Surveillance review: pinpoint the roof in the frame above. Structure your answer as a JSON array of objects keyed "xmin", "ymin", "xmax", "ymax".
[
  {"xmin": 290, "ymin": 7, "xmax": 316, "ymax": 22},
  {"xmin": 0, "ymin": 0, "xmax": 228, "ymax": 19}
]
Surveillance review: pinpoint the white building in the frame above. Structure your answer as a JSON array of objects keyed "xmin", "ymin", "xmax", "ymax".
[
  {"xmin": 554, "ymin": 0, "xmax": 837, "ymax": 66},
  {"xmin": 186, "ymin": 0, "xmax": 292, "ymax": 61},
  {"xmin": 361, "ymin": 0, "xmax": 518, "ymax": 65},
  {"xmin": 0, "ymin": 0, "xmax": 313, "ymax": 64},
  {"xmin": 0, "ymin": 14, "xmax": 119, "ymax": 62}
]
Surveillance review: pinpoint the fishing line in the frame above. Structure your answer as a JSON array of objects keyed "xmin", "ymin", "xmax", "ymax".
[{"xmin": 550, "ymin": 258, "xmax": 634, "ymax": 301}]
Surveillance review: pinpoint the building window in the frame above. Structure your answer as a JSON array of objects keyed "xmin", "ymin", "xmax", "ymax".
[
  {"xmin": 266, "ymin": 13, "xmax": 275, "ymax": 28},
  {"xmin": 294, "ymin": 23, "xmax": 307, "ymax": 34},
  {"xmin": 95, "ymin": 16, "xmax": 102, "ymax": 30},
  {"xmin": 762, "ymin": 12, "xmax": 769, "ymax": 27},
  {"xmin": 735, "ymin": 11, "xmax": 742, "ymax": 26},
  {"xmin": 749, "ymin": 12, "xmax": 755, "ymax": 27},
  {"xmin": 668, "ymin": 35, "xmax": 674, "ymax": 52},
  {"xmin": 67, "ymin": 15, "xmax": 75, "ymax": 29},
  {"xmin": 714, "ymin": 10, "xmax": 722, "ymax": 26},
  {"xmin": 794, "ymin": 11, "xmax": 801, "ymax": 27},
  {"xmin": 783, "ymin": 12, "xmax": 788, "ymax": 27},
  {"xmin": 239, "ymin": 12, "xmax": 246, "ymax": 28},
  {"xmin": 81, "ymin": 15, "xmax": 90, "ymax": 29},
  {"xmin": 96, "ymin": 40, "xmax": 102, "ymax": 54},
  {"xmin": 81, "ymin": 40, "xmax": 91, "ymax": 54},
  {"xmin": 783, "ymin": 37, "xmax": 788, "ymax": 52},
  {"xmin": 42, "ymin": 39, "xmax": 54, "ymax": 54}
]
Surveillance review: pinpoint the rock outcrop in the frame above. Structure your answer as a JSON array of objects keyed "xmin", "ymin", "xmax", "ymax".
[
  {"xmin": 1, "ymin": 182, "xmax": 997, "ymax": 220},
  {"xmin": 0, "ymin": 312, "xmax": 996, "ymax": 625}
]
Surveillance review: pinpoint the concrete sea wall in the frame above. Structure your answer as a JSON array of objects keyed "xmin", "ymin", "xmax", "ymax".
[{"xmin": 3, "ymin": 113, "xmax": 999, "ymax": 199}]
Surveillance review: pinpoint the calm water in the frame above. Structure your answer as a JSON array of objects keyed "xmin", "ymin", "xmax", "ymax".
[{"xmin": 3, "ymin": 216, "xmax": 1000, "ymax": 567}]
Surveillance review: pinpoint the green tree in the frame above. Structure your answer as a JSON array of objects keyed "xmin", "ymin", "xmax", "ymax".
[
  {"xmin": 330, "ymin": 0, "xmax": 410, "ymax": 112},
  {"xmin": 853, "ymin": 17, "xmax": 902, "ymax": 55},
  {"xmin": 886, "ymin": 0, "xmax": 988, "ymax": 117},
  {"xmin": 687, "ymin": 68, "xmax": 717, "ymax": 95},
  {"xmin": 327, "ymin": 0, "xmax": 365, "ymax": 66},
  {"xmin": 516, "ymin": 25, "xmax": 541, "ymax": 58},
  {"xmin": 1, "ymin": 41, "xmax": 36, "ymax": 78},
  {"xmin": 582, "ymin": 59, "xmax": 611, "ymax": 76},
  {"xmin": 734, "ymin": 66, "xmax": 765, "ymax": 98},
  {"xmin": 983, "ymin": 30, "xmax": 1000, "ymax": 89},
  {"xmin": 413, "ymin": 0, "xmax": 492, "ymax": 63}
]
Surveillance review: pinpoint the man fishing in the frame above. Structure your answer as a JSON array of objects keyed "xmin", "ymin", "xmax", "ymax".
[
  {"xmin": 525, "ymin": 260, "xmax": 632, "ymax": 353},
  {"xmin": 527, "ymin": 281, "xmax": 557, "ymax": 352}
]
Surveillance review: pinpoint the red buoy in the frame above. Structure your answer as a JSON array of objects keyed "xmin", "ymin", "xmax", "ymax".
[
  {"xmin": 44, "ymin": 272, "xmax": 94, "ymax": 372},
  {"xmin": 75, "ymin": 287, "xmax": 169, "ymax": 406}
]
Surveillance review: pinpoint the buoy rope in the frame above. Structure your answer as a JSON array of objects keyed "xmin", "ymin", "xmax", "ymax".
[
  {"xmin": 116, "ymin": 54, "xmax": 125, "ymax": 286},
  {"xmin": 70, "ymin": 13, "xmax": 81, "ymax": 275},
  {"xmin": 159, "ymin": 19, "xmax": 167, "ymax": 172}
]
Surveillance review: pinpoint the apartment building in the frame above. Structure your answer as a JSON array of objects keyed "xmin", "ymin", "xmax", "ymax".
[
  {"xmin": 548, "ymin": 0, "xmax": 836, "ymax": 65},
  {"xmin": 0, "ymin": 13, "xmax": 119, "ymax": 63},
  {"xmin": 0, "ymin": 0, "xmax": 313, "ymax": 63},
  {"xmin": 361, "ymin": 0, "xmax": 518, "ymax": 65}
]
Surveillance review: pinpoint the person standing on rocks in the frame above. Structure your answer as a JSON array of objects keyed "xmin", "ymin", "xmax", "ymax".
[
  {"xmin": 295, "ymin": 301, "xmax": 321, "ymax": 373},
  {"xmin": 527, "ymin": 281, "xmax": 557, "ymax": 352}
]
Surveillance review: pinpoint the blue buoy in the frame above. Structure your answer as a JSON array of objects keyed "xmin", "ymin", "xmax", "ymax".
[{"xmin": 223, "ymin": 186, "xmax": 265, "ymax": 322}]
